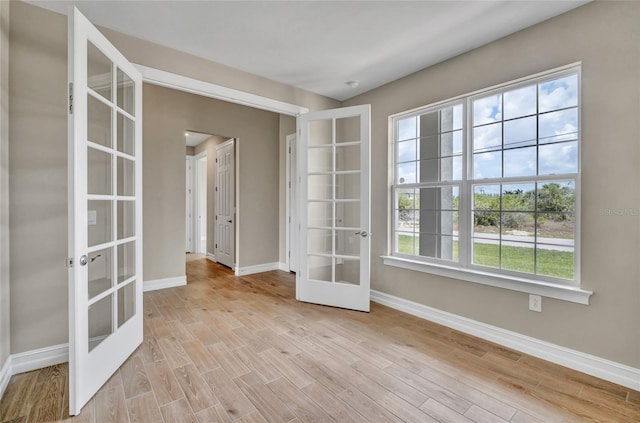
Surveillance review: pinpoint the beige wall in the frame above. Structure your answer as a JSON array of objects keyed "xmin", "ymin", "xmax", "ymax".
[
  {"xmin": 185, "ymin": 145, "xmax": 194, "ymax": 156},
  {"xmin": 0, "ymin": 0, "xmax": 10, "ymax": 368},
  {"xmin": 343, "ymin": 1, "xmax": 640, "ymax": 367},
  {"xmin": 144, "ymin": 84, "xmax": 281, "ymax": 280},
  {"xmin": 194, "ymin": 135, "xmax": 230, "ymax": 256},
  {"xmin": 9, "ymin": 1, "xmax": 68, "ymax": 353}
]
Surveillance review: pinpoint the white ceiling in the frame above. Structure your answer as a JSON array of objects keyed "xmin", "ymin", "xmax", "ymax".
[
  {"xmin": 185, "ymin": 131, "xmax": 214, "ymax": 147},
  {"xmin": 29, "ymin": 0, "xmax": 589, "ymax": 101}
]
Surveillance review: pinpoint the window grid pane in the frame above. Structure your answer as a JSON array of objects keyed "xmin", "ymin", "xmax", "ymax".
[{"xmin": 392, "ymin": 67, "xmax": 579, "ymax": 284}]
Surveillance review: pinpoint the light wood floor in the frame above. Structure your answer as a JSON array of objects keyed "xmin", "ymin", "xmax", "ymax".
[{"xmin": 1, "ymin": 259, "xmax": 639, "ymax": 423}]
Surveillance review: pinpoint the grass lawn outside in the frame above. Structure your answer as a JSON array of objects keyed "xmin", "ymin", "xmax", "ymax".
[{"xmin": 397, "ymin": 234, "xmax": 573, "ymax": 279}]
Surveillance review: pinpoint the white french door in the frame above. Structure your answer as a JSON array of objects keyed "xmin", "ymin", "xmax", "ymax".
[
  {"xmin": 215, "ymin": 139, "xmax": 235, "ymax": 268},
  {"xmin": 67, "ymin": 7, "xmax": 143, "ymax": 415},
  {"xmin": 297, "ymin": 105, "xmax": 371, "ymax": 312}
]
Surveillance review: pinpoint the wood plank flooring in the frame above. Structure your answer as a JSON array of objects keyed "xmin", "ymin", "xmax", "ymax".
[{"xmin": 1, "ymin": 258, "xmax": 639, "ymax": 422}]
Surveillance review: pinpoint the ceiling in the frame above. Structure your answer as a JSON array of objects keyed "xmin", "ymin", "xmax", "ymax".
[
  {"xmin": 185, "ymin": 131, "xmax": 214, "ymax": 147},
  {"xmin": 29, "ymin": 0, "xmax": 589, "ymax": 101}
]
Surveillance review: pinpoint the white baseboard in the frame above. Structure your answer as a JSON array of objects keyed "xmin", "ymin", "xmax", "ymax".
[
  {"xmin": 11, "ymin": 343, "xmax": 68, "ymax": 375},
  {"xmin": 278, "ymin": 262, "xmax": 289, "ymax": 272},
  {"xmin": 0, "ymin": 355, "xmax": 11, "ymax": 398},
  {"xmin": 143, "ymin": 276, "xmax": 187, "ymax": 292},
  {"xmin": 235, "ymin": 262, "xmax": 281, "ymax": 276},
  {"xmin": 206, "ymin": 253, "xmax": 217, "ymax": 263},
  {"xmin": 371, "ymin": 289, "xmax": 640, "ymax": 392}
]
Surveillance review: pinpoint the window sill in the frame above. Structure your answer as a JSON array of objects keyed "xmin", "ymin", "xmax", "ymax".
[{"xmin": 381, "ymin": 255, "xmax": 593, "ymax": 305}]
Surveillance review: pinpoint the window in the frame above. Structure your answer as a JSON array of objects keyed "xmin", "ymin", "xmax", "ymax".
[{"xmin": 390, "ymin": 66, "xmax": 580, "ymax": 287}]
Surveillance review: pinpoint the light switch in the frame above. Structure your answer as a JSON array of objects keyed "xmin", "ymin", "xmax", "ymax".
[{"xmin": 88, "ymin": 210, "xmax": 97, "ymax": 226}]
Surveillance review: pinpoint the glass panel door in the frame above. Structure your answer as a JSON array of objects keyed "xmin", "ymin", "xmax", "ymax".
[
  {"xmin": 297, "ymin": 105, "xmax": 370, "ymax": 312},
  {"xmin": 68, "ymin": 7, "xmax": 143, "ymax": 415}
]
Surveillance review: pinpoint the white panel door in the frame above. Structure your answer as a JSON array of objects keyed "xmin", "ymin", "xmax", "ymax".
[
  {"xmin": 298, "ymin": 105, "xmax": 371, "ymax": 312},
  {"xmin": 215, "ymin": 139, "xmax": 235, "ymax": 268},
  {"xmin": 67, "ymin": 7, "xmax": 143, "ymax": 415},
  {"xmin": 186, "ymin": 157, "xmax": 193, "ymax": 252}
]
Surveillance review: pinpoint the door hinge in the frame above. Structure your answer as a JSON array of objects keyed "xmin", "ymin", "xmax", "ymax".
[
  {"xmin": 215, "ymin": 215, "xmax": 217, "ymax": 220},
  {"xmin": 215, "ymin": 243, "xmax": 218, "ymax": 248},
  {"xmin": 215, "ymin": 187, "xmax": 218, "ymax": 191},
  {"xmin": 67, "ymin": 257, "xmax": 74, "ymax": 268},
  {"xmin": 68, "ymin": 83, "xmax": 73, "ymax": 115},
  {"xmin": 215, "ymin": 158, "xmax": 218, "ymax": 163}
]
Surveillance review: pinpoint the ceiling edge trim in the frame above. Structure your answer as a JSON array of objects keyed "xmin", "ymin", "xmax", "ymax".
[{"xmin": 134, "ymin": 64, "xmax": 309, "ymax": 117}]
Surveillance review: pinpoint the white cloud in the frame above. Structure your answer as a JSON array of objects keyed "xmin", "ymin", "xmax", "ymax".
[
  {"xmin": 504, "ymin": 85, "xmax": 536, "ymax": 119},
  {"xmin": 539, "ymin": 75, "xmax": 578, "ymax": 113},
  {"xmin": 473, "ymin": 94, "xmax": 502, "ymax": 126},
  {"xmin": 539, "ymin": 142, "xmax": 578, "ymax": 175}
]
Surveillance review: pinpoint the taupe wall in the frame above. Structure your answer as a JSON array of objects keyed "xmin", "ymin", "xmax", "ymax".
[
  {"xmin": 194, "ymin": 135, "xmax": 229, "ymax": 256},
  {"xmin": 9, "ymin": 1, "xmax": 68, "ymax": 353},
  {"xmin": 0, "ymin": 0, "xmax": 10, "ymax": 368},
  {"xmin": 144, "ymin": 84, "xmax": 281, "ymax": 281},
  {"xmin": 343, "ymin": 1, "xmax": 640, "ymax": 367}
]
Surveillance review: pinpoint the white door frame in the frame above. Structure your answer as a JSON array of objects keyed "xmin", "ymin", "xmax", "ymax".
[
  {"xmin": 285, "ymin": 133, "xmax": 297, "ymax": 272},
  {"xmin": 193, "ymin": 151, "xmax": 207, "ymax": 254}
]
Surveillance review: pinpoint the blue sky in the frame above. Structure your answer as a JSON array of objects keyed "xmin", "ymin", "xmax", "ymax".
[{"xmin": 397, "ymin": 74, "xmax": 578, "ymax": 184}]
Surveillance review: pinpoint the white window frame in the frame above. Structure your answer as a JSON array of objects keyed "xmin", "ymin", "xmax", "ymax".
[{"xmin": 383, "ymin": 63, "xmax": 593, "ymax": 305}]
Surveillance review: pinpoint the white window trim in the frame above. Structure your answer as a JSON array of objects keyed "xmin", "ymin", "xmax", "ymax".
[
  {"xmin": 381, "ymin": 255, "xmax": 592, "ymax": 304},
  {"xmin": 384, "ymin": 63, "xmax": 593, "ymax": 304}
]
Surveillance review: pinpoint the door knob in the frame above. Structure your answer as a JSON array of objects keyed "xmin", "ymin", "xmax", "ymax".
[{"xmin": 79, "ymin": 255, "xmax": 88, "ymax": 266}]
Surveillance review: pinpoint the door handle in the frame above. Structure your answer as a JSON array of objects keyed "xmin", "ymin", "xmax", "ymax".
[
  {"xmin": 90, "ymin": 254, "xmax": 101, "ymax": 263},
  {"xmin": 355, "ymin": 231, "xmax": 368, "ymax": 238},
  {"xmin": 227, "ymin": 220, "xmax": 232, "ymax": 223}
]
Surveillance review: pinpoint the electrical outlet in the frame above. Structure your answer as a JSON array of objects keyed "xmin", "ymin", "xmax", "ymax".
[{"xmin": 529, "ymin": 294, "xmax": 542, "ymax": 312}]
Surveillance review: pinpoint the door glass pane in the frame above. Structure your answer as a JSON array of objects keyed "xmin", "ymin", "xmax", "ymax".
[
  {"xmin": 335, "ymin": 144, "xmax": 360, "ymax": 172},
  {"xmin": 308, "ymin": 229, "xmax": 333, "ymax": 255},
  {"xmin": 88, "ymin": 200, "xmax": 112, "ymax": 247},
  {"xmin": 117, "ymin": 200, "xmax": 135, "ymax": 239},
  {"xmin": 309, "ymin": 119, "xmax": 333, "ymax": 146},
  {"xmin": 308, "ymin": 147, "xmax": 332, "ymax": 173},
  {"xmin": 88, "ymin": 294, "xmax": 113, "ymax": 352},
  {"xmin": 335, "ymin": 258, "xmax": 360, "ymax": 285},
  {"xmin": 117, "ymin": 241, "xmax": 136, "ymax": 283},
  {"xmin": 335, "ymin": 116, "xmax": 360, "ymax": 143},
  {"xmin": 88, "ymin": 147, "xmax": 112, "ymax": 195},
  {"xmin": 88, "ymin": 247, "xmax": 112, "ymax": 300},
  {"xmin": 87, "ymin": 42, "xmax": 112, "ymax": 101},
  {"xmin": 117, "ymin": 112, "xmax": 135, "ymax": 156},
  {"xmin": 335, "ymin": 229, "xmax": 360, "ymax": 256},
  {"xmin": 335, "ymin": 173, "xmax": 359, "ymax": 200},
  {"xmin": 117, "ymin": 281, "xmax": 136, "ymax": 328},
  {"xmin": 308, "ymin": 255, "xmax": 332, "ymax": 282},
  {"xmin": 336, "ymin": 201, "xmax": 359, "ymax": 228},
  {"xmin": 88, "ymin": 95, "xmax": 112, "ymax": 148},
  {"xmin": 117, "ymin": 157, "xmax": 135, "ymax": 196},
  {"xmin": 117, "ymin": 68, "xmax": 135, "ymax": 116},
  {"xmin": 308, "ymin": 202, "xmax": 332, "ymax": 228},
  {"xmin": 308, "ymin": 175, "xmax": 332, "ymax": 201}
]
